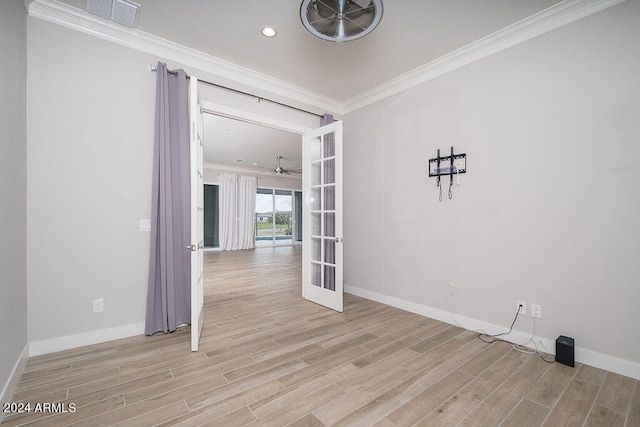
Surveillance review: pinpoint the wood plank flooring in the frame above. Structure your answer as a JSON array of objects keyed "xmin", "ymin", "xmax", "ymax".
[{"xmin": 3, "ymin": 246, "xmax": 638, "ymax": 426}]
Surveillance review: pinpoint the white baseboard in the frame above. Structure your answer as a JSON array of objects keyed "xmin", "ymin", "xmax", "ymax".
[
  {"xmin": 0, "ymin": 343, "xmax": 29, "ymax": 422},
  {"xmin": 345, "ymin": 285, "xmax": 640, "ymax": 380},
  {"xmin": 29, "ymin": 322, "xmax": 146, "ymax": 357},
  {"xmin": 21, "ymin": 289, "xmax": 640, "ymax": 381}
]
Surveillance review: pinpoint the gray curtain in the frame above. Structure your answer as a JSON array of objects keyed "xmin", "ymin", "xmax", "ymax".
[
  {"xmin": 145, "ymin": 62, "xmax": 191, "ymax": 335},
  {"xmin": 321, "ymin": 113, "xmax": 334, "ymax": 126}
]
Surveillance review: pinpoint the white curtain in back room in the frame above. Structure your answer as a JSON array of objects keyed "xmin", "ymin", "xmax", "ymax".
[
  {"xmin": 219, "ymin": 173, "xmax": 257, "ymax": 250},
  {"xmin": 238, "ymin": 175, "xmax": 257, "ymax": 250},
  {"xmin": 218, "ymin": 173, "xmax": 238, "ymax": 250}
]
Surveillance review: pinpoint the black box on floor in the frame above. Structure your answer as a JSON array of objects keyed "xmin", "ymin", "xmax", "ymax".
[{"xmin": 555, "ymin": 335, "xmax": 575, "ymax": 367}]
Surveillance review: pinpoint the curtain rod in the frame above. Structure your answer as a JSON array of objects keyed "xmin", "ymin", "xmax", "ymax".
[
  {"xmin": 216, "ymin": 172, "xmax": 261, "ymax": 179},
  {"xmin": 149, "ymin": 64, "xmax": 323, "ymax": 118}
]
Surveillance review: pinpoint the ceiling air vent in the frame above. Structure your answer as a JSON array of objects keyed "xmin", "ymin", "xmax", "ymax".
[
  {"xmin": 87, "ymin": 0, "xmax": 141, "ymax": 28},
  {"xmin": 300, "ymin": 0, "xmax": 383, "ymax": 42}
]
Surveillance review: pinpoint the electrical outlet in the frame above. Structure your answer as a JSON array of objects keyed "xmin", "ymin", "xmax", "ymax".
[
  {"xmin": 531, "ymin": 304, "xmax": 542, "ymax": 319},
  {"xmin": 516, "ymin": 300, "xmax": 526, "ymax": 315},
  {"xmin": 93, "ymin": 299, "xmax": 104, "ymax": 313},
  {"xmin": 448, "ymin": 279, "xmax": 458, "ymax": 288}
]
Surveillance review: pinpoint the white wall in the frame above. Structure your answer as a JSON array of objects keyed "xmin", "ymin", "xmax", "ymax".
[
  {"xmin": 0, "ymin": 0, "xmax": 29, "ymax": 406},
  {"xmin": 344, "ymin": 0, "xmax": 640, "ymax": 378},
  {"xmin": 25, "ymin": 17, "xmax": 317, "ymax": 355},
  {"xmin": 26, "ymin": 18, "xmax": 157, "ymax": 352}
]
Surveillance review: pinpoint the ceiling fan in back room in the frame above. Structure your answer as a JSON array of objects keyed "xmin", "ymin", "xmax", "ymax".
[{"xmin": 269, "ymin": 155, "xmax": 302, "ymax": 176}]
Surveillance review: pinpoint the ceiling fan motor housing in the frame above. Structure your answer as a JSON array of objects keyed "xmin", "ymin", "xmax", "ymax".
[
  {"xmin": 300, "ymin": 0, "xmax": 384, "ymax": 42},
  {"xmin": 272, "ymin": 155, "xmax": 301, "ymax": 175}
]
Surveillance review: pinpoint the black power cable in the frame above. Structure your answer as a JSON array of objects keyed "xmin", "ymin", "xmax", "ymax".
[{"xmin": 477, "ymin": 304, "xmax": 555, "ymax": 363}]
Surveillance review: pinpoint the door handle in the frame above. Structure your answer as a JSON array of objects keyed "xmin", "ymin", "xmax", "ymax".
[
  {"xmin": 188, "ymin": 242, "xmax": 205, "ymax": 251},
  {"xmin": 335, "ymin": 237, "xmax": 343, "ymax": 242}
]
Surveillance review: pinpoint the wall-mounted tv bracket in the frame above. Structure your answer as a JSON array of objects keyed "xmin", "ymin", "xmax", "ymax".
[{"xmin": 428, "ymin": 147, "xmax": 466, "ymax": 201}]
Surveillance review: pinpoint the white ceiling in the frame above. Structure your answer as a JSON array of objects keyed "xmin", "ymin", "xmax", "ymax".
[
  {"xmin": 37, "ymin": 0, "xmax": 609, "ymax": 176},
  {"xmin": 60, "ymin": 0, "xmax": 562, "ymax": 102},
  {"xmin": 137, "ymin": 0, "xmax": 565, "ymax": 102},
  {"xmin": 204, "ymin": 114, "xmax": 302, "ymax": 176}
]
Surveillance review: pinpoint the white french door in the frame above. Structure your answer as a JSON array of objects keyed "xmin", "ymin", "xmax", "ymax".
[
  {"xmin": 189, "ymin": 77, "xmax": 205, "ymax": 351},
  {"xmin": 302, "ymin": 120, "xmax": 343, "ymax": 312}
]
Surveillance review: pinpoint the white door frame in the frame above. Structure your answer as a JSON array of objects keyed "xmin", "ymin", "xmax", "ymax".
[
  {"xmin": 199, "ymin": 100, "xmax": 313, "ymax": 248},
  {"xmin": 200, "ymin": 101, "xmax": 313, "ymax": 248},
  {"xmin": 200, "ymin": 102, "xmax": 313, "ymax": 136},
  {"xmin": 199, "ymin": 101, "xmax": 313, "ymax": 267}
]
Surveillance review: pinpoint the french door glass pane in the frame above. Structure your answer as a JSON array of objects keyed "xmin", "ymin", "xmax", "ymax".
[
  {"xmin": 324, "ymin": 158, "xmax": 335, "ymax": 184},
  {"xmin": 324, "ymin": 239, "xmax": 335, "ymax": 264},
  {"xmin": 311, "ymin": 212, "xmax": 321, "ymax": 236},
  {"xmin": 310, "ymin": 187, "xmax": 321, "ymax": 210},
  {"xmin": 311, "ymin": 162, "xmax": 321, "ymax": 186},
  {"xmin": 324, "ymin": 213, "xmax": 335, "ymax": 237},
  {"xmin": 324, "ymin": 265, "xmax": 335, "ymax": 291},
  {"xmin": 323, "ymin": 185, "xmax": 335, "ymax": 210},
  {"xmin": 311, "ymin": 136, "xmax": 322, "ymax": 161},
  {"xmin": 323, "ymin": 132, "xmax": 335, "ymax": 157},
  {"xmin": 311, "ymin": 237, "xmax": 321, "ymax": 262},
  {"xmin": 311, "ymin": 263, "xmax": 321, "ymax": 287}
]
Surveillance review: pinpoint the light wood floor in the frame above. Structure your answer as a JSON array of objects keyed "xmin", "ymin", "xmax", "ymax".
[{"xmin": 4, "ymin": 246, "xmax": 639, "ymax": 426}]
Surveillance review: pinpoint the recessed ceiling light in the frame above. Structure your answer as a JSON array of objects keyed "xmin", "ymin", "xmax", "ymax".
[{"xmin": 261, "ymin": 26, "xmax": 277, "ymax": 37}]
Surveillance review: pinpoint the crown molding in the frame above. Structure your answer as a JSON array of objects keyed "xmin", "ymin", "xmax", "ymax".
[
  {"xmin": 28, "ymin": 0, "xmax": 626, "ymax": 116},
  {"xmin": 341, "ymin": 0, "xmax": 628, "ymax": 113},
  {"xmin": 23, "ymin": 0, "xmax": 33, "ymax": 13},
  {"xmin": 26, "ymin": 0, "xmax": 341, "ymax": 114}
]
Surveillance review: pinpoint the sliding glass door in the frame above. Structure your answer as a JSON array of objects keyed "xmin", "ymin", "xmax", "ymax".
[
  {"xmin": 203, "ymin": 184, "xmax": 219, "ymax": 247},
  {"xmin": 203, "ymin": 184, "xmax": 219, "ymax": 248},
  {"xmin": 294, "ymin": 191, "xmax": 302, "ymax": 244},
  {"xmin": 256, "ymin": 189, "xmax": 275, "ymax": 246},
  {"xmin": 256, "ymin": 188, "xmax": 302, "ymax": 246}
]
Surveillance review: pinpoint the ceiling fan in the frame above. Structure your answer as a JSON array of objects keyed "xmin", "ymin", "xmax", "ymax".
[
  {"xmin": 300, "ymin": 0, "xmax": 384, "ymax": 42},
  {"xmin": 271, "ymin": 155, "xmax": 301, "ymax": 175}
]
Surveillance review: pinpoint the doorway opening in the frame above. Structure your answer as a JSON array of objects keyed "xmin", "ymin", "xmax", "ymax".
[
  {"xmin": 197, "ymin": 102, "xmax": 343, "ymax": 312},
  {"xmin": 201, "ymin": 101, "xmax": 312, "ymax": 252}
]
